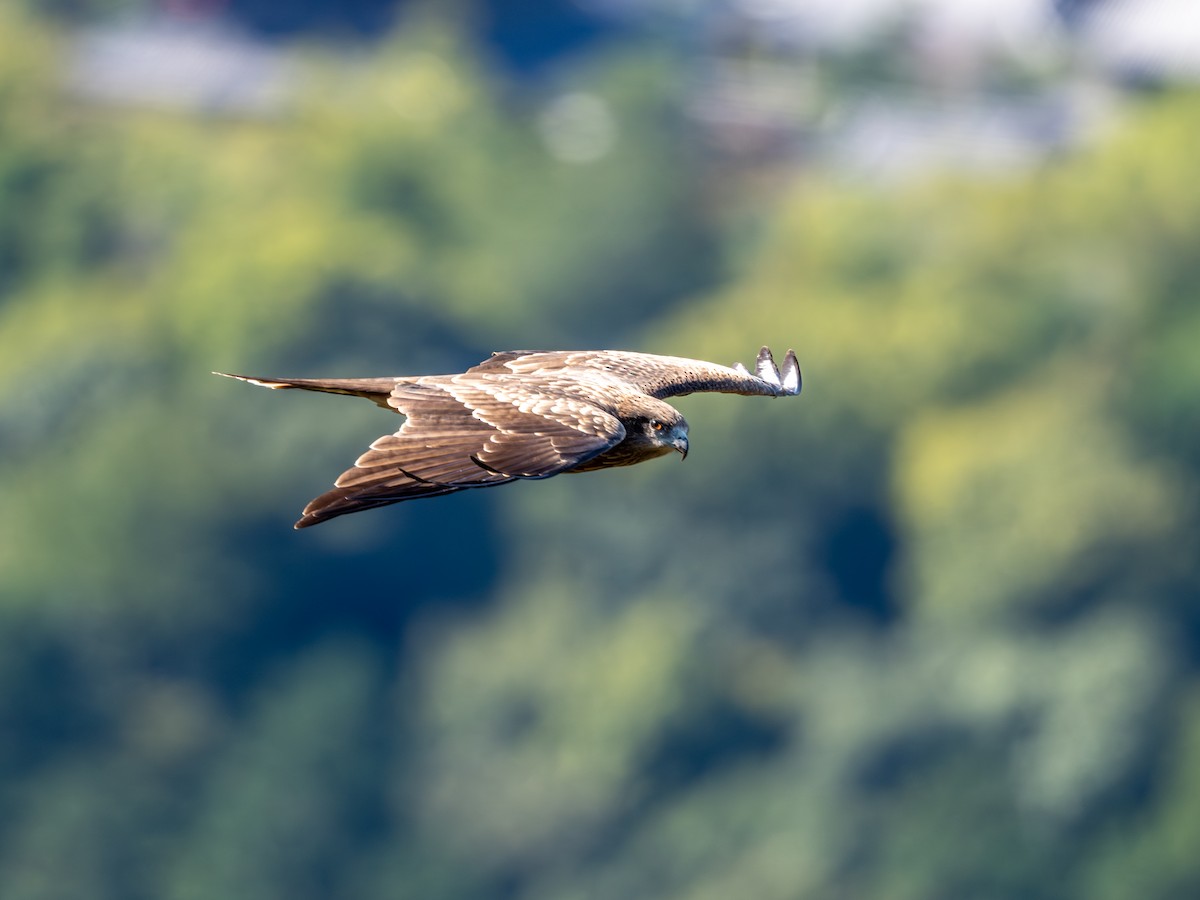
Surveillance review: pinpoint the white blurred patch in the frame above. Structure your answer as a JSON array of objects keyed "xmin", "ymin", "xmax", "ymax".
[
  {"xmin": 702, "ymin": 0, "xmax": 1056, "ymax": 51},
  {"xmin": 1082, "ymin": 0, "xmax": 1200, "ymax": 79},
  {"xmin": 537, "ymin": 92, "xmax": 618, "ymax": 164},
  {"xmin": 69, "ymin": 20, "xmax": 292, "ymax": 114}
]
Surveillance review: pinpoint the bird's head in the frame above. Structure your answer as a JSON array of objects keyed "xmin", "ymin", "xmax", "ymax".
[{"xmin": 639, "ymin": 410, "xmax": 689, "ymax": 460}]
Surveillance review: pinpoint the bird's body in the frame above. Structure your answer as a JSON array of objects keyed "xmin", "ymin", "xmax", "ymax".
[{"xmin": 216, "ymin": 346, "xmax": 800, "ymax": 528}]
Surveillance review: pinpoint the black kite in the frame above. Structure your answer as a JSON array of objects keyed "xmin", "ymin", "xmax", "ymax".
[{"xmin": 216, "ymin": 346, "xmax": 801, "ymax": 528}]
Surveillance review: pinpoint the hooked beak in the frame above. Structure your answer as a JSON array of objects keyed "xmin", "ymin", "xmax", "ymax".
[{"xmin": 673, "ymin": 436, "xmax": 689, "ymax": 460}]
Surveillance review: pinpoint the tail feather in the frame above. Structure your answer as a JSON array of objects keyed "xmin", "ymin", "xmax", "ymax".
[{"xmin": 213, "ymin": 372, "xmax": 401, "ymax": 408}]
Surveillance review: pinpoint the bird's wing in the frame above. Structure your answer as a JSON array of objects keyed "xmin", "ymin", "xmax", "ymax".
[
  {"xmin": 469, "ymin": 346, "xmax": 801, "ymax": 400},
  {"xmin": 295, "ymin": 379, "xmax": 624, "ymax": 528}
]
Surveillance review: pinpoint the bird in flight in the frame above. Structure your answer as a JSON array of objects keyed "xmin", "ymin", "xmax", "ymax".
[{"xmin": 215, "ymin": 346, "xmax": 801, "ymax": 528}]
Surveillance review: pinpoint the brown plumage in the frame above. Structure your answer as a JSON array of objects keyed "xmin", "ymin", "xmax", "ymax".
[{"xmin": 215, "ymin": 346, "xmax": 801, "ymax": 528}]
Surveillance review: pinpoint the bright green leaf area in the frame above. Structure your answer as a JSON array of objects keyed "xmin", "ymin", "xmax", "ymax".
[{"xmin": 2, "ymin": 7, "xmax": 1200, "ymax": 899}]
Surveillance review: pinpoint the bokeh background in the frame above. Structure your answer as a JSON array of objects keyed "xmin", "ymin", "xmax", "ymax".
[{"xmin": 3, "ymin": 1, "xmax": 1200, "ymax": 897}]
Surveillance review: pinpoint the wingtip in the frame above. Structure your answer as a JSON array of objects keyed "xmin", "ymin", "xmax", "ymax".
[
  {"xmin": 781, "ymin": 348, "xmax": 802, "ymax": 395},
  {"xmin": 745, "ymin": 346, "xmax": 801, "ymax": 396},
  {"xmin": 755, "ymin": 346, "xmax": 783, "ymax": 388}
]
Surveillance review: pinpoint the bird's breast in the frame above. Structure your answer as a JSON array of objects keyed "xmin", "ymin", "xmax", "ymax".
[{"xmin": 569, "ymin": 432, "xmax": 673, "ymax": 473}]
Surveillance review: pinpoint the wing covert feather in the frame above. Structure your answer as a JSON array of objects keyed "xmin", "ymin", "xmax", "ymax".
[{"xmin": 295, "ymin": 379, "xmax": 623, "ymax": 527}]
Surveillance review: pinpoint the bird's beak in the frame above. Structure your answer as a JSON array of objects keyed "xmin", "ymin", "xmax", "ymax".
[{"xmin": 673, "ymin": 436, "xmax": 689, "ymax": 460}]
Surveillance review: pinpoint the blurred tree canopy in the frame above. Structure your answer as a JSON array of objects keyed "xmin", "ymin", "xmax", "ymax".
[{"xmin": 2, "ymin": 6, "xmax": 1199, "ymax": 899}]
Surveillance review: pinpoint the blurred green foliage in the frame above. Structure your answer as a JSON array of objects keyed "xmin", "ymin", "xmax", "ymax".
[{"xmin": 2, "ymin": 6, "xmax": 1200, "ymax": 899}]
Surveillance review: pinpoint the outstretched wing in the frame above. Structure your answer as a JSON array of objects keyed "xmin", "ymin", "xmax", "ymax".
[
  {"xmin": 295, "ymin": 379, "xmax": 624, "ymax": 528},
  {"xmin": 469, "ymin": 346, "xmax": 801, "ymax": 400}
]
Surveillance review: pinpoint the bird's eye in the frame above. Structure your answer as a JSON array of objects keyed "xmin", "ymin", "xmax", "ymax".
[{"xmin": 651, "ymin": 421, "xmax": 664, "ymax": 431}]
